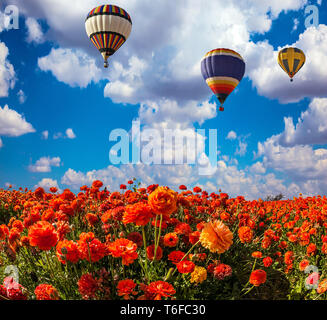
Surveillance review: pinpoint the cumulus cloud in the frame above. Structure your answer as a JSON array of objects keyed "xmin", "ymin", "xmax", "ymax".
[
  {"xmin": 0, "ymin": 42, "xmax": 15, "ymax": 97},
  {"xmin": 0, "ymin": 105, "xmax": 35, "ymax": 137},
  {"xmin": 65, "ymin": 128, "xmax": 76, "ymax": 139},
  {"xmin": 7, "ymin": 0, "xmax": 314, "ymax": 104},
  {"xmin": 247, "ymin": 25, "xmax": 327, "ymax": 103},
  {"xmin": 60, "ymin": 159, "xmax": 304, "ymax": 199},
  {"xmin": 38, "ymin": 48, "xmax": 101, "ymax": 88},
  {"xmin": 25, "ymin": 17, "xmax": 44, "ymax": 43},
  {"xmin": 34, "ymin": 178, "xmax": 60, "ymax": 192},
  {"xmin": 257, "ymin": 135, "xmax": 327, "ymax": 183},
  {"xmin": 28, "ymin": 156, "xmax": 61, "ymax": 172},
  {"xmin": 235, "ymin": 141, "xmax": 248, "ymax": 156},
  {"xmin": 276, "ymin": 98, "xmax": 327, "ymax": 146},
  {"xmin": 226, "ymin": 131, "xmax": 237, "ymax": 140}
]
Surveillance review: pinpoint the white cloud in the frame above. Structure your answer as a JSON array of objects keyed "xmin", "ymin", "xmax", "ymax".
[
  {"xmin": 9, "ymin": 0, "xmax": 313, "ymax": 105},
  {"xmin": 17, "ymin": 89, "xmax": 26, "ymax": 104},
  {"xmin": 41, "ymin": 130, "xmax": 48, "ymax": 140},
  {"xmin": 28, "ymin": 156, "xmax": 61, "ymax": 172},
  {"xmin": 250, "ymin": 161, "xmax": 266, "ymax": 174},
  {"xmin": 276, "ymin": 98, "xmax": 327, "ymax": 146},
  {"xmin": 34, "ymin": 178, "xmax": 61, "ymax": 192},
  {"xmin": 0, "ymin": 42, "xmax": 15, "ymax": 97},
  {"xmin": 65, "ymin": 128, "xmax": 76, "ymax": 139},
  {"xmin": 226, "ymin": 131, "xmax": 237, "ymax": 140},
  {"xmin": 292, "ymin": 18, "xmax": 299, "ymax": 31},
  {"xmin": 235, "ymin": 141, "xmax": 248, "ymax": 156},
  {"xmin": 257, "ymin": 135, "xmax": 327, "ymax": 183},
  {"xmin": 0, "ymin": 105, "xmax": 35, "ymax": 136},
  {"xmin": 247, "ymin": 25, "xmax": 327, "ymax": 103},
  {"xmin": 38, "ymin": 48, "xmax": 101, "ymax": 88},
  {"xmin": 25, "ymin": 17, "xmax": 44, "ymax": 44}
]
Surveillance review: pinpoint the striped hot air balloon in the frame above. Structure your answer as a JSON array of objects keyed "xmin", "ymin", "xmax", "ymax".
[
  {"xmin": 278, "ymin": 47, "xmax": 305, "ymax": 82},
  {"xmin": 85, "ymin": 5, "xmax": 132, "ymax": 68},
  {"xmin": 201, "ymin": 48, "xmax": 245, "ymax": 112}
]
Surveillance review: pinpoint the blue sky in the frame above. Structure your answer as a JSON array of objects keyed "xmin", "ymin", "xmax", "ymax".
[{"xmin": 0, "ymin": 0, "xmax": 327, "ymax": 199}]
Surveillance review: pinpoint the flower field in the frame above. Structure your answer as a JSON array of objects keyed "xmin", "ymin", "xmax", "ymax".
[{"xmin": 0, "ymin": 180, "xmax": 326, "ymax": 300}]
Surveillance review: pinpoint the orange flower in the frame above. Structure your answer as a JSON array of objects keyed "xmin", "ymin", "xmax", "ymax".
[
  {"xmin": 163, "ymin": 233, "xmax": 178, "ymax": 247},
  {"xmin": 108, "ymin": 238, "xmax": 138, "ymax": 266},
  {"xmin": 251, "ymin": 251, "xmax": 262, "ymax": 259},
  {"xmin": 317, "ymin": 278, "xmax": 327, "ymax": 294},
  {"xmin": 35, "ymin": 284, "xmax": 59, "ymax": 300},
  {"xmin": 146, "ymin": 244, "xmax": 163, "ymax": 261},
  {"xmin": 199, "ymin": 220, "xmax": 233, "ymax": 253},
  {"xmin": 117, "ymin": 279, "xmax": 137, "ymax": 300},
  {"xmin": 307, "ymin": 243, "xmax": 317, "ymax": 256},
  {"xmin": 146, "ymin": 281, "xmax": 176, "ymax": 300},
  {"xmin": 249, "ymin": 269, "xmax": 267, "ymax": 286},
  {"xmin": 122, "ymin": 202, "xmax": 154, "ymax": 226},
  {"xmin": 28, "ymin": 221, "xmax": 58, "ymax": 251},
  {"xmin": 238, "ymin": 226, "xmax": 253, "ymax": 244},
  {"xmin": 148, "ymin": 186, "xmax": 177, "ymax": 217}
]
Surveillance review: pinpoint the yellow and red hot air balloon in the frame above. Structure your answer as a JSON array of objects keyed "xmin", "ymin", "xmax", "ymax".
[
  {"xmin": 278, "ymin": 47, "xmax": 305, "ymax": 82},
  {"xmin": 85, "ymin": 5, "xmax": 132, "ymax": 68},
  {"xmin": 201, "ymin": 48, "xmax": 246, "ymax": 112}
]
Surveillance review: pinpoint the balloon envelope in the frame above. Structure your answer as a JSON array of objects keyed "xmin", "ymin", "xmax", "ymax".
[
  {"xmin": 278, "ymin": 47, "xmax": 305, "ymax": 81},
  {"xmin": 201, "ymin": 48, "xmax": 245, "ymax": 108},
  {"xmin": 85, "ymin": 5, "xmax": 132, "ymax": 68}
]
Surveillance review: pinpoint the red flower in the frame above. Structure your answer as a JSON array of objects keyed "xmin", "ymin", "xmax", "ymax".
[
  {"xmin": 179, "ymin": 185, "xmax": 187, "ymax": 190},
  {"xmin": 193, "ymin": 186, "xmax": 202, "ymax": 193},
  {"xmin": 127, "ymin": 232, "xmax": 143, "ymax": 247},
  {"xmin": 146, "ymin": 244, "xmax": 163, "ymax": 261},
  {"xmin": 146, "ymin": 281, "xmax": 176, "ymax": 300},
  {"xmin": 168, "ymin": 250, "xmax": 186, "ymax": 264},
  {"xmin": 78, "ymin": 274, "xmax": 99, "ymax": 299},
  {"xmin": 35, "ymin": 284, "xmax": 59, "ymax": 300},
  {"xmin": 117, "ymin": 279, "xmax": 137, "ymax": 300},
  {"xmin": 78, "ymin": 236, "xmax": 107, "ymax": 263},
  {"xmin": 28, "ymin": 221, "xmax": 58, "ymax": 251},
  {"xmin": 56, "ymin": 240, "xmax": 80, "ymax": 264},
  {"xmin": 263, "ymin": 256, "xmax": 273, "ymax": 267},
  {"xmin": 176, "ymin": 260, "xmax": 195, "ymax": 274},
  {"xmin": 307, "ymin": 243, "xmax": 317, "ymax": 256},
  {"xmin": 92, "ymin": 180, "xmax": 103, "ymax": 188},
  {"xmin": 174, "ymin": 222, "xmax": 192, "ymax": 235},
  {"xmin": 249, "ymin": 269, "xmax": 267, "ymax": 286},
  {"xmin": 189, "ymin": 231, "xmax": 200, "ymax": 245},
  {"xmin": 213, "ymin": 264, "xmax": 232, "ymax": 280}
]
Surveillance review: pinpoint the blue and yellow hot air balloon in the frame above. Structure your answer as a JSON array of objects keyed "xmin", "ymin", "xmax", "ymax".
[
  {"xmin": 201, "ymin": 48, "xmax": 245, "ymax": 111},
  {"xmin": 278, "ymin": 47, "xmax": 305, "ymax": 82},
  {"xmin": 85, "ymin": 5, "xmax": 132, "ymax": 68}
]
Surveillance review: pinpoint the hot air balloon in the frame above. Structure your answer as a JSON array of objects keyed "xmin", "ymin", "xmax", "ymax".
[
  {"xmin": 85, "ymin": 5, "xmax": 132, "ymax": 68},
  {"xmin": 201, "ymin": 48, "xmax": 245, "ymax": 112},
  {"xmin": 278, "ymin": 47, "xmax": 305, "ymax": 82}
]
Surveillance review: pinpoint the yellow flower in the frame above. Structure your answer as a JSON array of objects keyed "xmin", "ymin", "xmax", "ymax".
[{"xmin": 190, "ymin": 266, "xmax": 207, "ymax": 284}]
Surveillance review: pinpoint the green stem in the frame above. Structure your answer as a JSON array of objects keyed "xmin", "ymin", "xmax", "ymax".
[
  {"xmin": 142, "ymin": 226, "xmax": 149, "ymax": 280},
  {"xmin": 171, "ymin": 240, "xmax": 200, "ymax": 277},
  {"xmin": 152, "ymin": 214, "xmax": 163, "ymax": 264}
]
